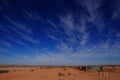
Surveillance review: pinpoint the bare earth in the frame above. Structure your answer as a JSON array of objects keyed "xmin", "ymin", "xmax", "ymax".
[{"xmin": 0, "ymin": 66, "xmax": 120, "ymax": 80}]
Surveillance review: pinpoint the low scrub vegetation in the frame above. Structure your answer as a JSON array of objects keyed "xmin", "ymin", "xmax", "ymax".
[
  {"xmin": 58, "ymin": 72, "xmax": 65, "ymax": 76},
  {"xmin": 68, "ymin": 73, "xmax": 71, "ymax": 76},
  {"xmin": 30, "ymin": 69, "xmax": 34, "ymax": 72},
  {"xmin": 0, "ymin": 70, "xmax": 9, "ymax": 73}
]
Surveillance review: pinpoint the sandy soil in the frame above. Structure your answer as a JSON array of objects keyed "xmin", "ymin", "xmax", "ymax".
[{"xmin": 0, "ymin": 66, "xmax": 120, "ymax": 80}]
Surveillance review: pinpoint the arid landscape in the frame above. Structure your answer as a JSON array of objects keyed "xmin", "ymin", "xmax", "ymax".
[
  {"xmin": 0, "ymin": 0, "xmax": 120, "ymax": 80},
  {"xmin": 0, "ymin": 65, "xmax": 120, "ymax": 80}
]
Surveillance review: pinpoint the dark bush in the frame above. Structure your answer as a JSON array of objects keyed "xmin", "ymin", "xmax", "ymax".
[
  {"xmin": 0, "ymin": 70, "xmax": 9, "ymax": 73},
  {"xmin": 31, "ymin": 69, "xmax": 34, "ymax": 72},
  {"xmin": 68, "ymin": 73, "xmax": 71, "ymax": 76},
  {"xmin": 58, "ymin": 72, "xmax": 65, "ymax": 76},
  {"xmin": 63, "ymin": 68, "xmax": 66, "ymax": 70},
  {"xmin": 45, "ymin": 76, "xmax": 47, "ymax": 78}
]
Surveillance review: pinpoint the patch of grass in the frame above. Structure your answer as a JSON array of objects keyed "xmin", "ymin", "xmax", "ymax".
[{"xmin": 0, "ymin": 70, "xmax": 9, "ymax": 74}]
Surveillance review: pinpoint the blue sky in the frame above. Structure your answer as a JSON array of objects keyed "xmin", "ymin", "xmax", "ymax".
[{"xmin": 0, "ymin": 0, "xmax": 120, "ymax": 65}]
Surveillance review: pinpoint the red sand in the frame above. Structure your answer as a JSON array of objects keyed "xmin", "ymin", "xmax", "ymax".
[{"xmin": 0, "ymin": 66, "xmax": 120, "ymax": 80}]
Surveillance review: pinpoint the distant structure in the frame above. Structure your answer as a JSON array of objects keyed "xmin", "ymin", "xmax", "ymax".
[{"xmin": 80, "ymin": 65, "xmax": 103, "ymax": 71}]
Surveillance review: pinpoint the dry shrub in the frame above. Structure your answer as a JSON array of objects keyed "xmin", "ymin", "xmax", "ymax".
[
  {"xmin": 63, "ymin": 68, "xmax": 67, "ymax": 70},
  {"xmin": 0, "ymin": 70, "xmax": 9, "ymax": 73},
  {"xmin": 45, "ymin": 76, "xmax": 47, "ymax": 78},
  {"xmin": 31, "ymin": 69, "xmax": 34, "ymax": 72},
  {"xmin": 58, "ymin": 72, "xmax": 65, "ymax": 76},
  {"xmin": 68, "ymin": 73, "xmax": 71, "ymax": 76}
]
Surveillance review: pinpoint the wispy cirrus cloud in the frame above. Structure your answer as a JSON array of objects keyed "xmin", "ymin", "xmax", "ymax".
[
  {"xmin": 23, "ymin": 9, "xmax": 44, "ymax": 23},
  {"xmin": 0, "ymin": 7, "xmax": 45, "ymax": 44},
  {"xmin": 78, "ymin": 0, "xmax": 105, "ymax": 32},
  {"xmin": 0, "ymin": 0, "xmax": 120, "ymax": 65},
  {"xmin": 11, "ymin": 52, "xmax": 82, "ymax": 65},
  {"xmin": 116, "ymin": 32, "xmax": 120, "ymax": 38},
  {"xmin": 59, "ymin": 13, "xmax": 75, "ymax": 34},
  {"xmin": 76, "ymin": 16, "xmax": 89, "ymax": 46},
  {"xmin": 56, "ymin": 41, "xmax": 73, "ymax": 53},
  {"xmin": 15, "ymin": 0, "xmax": 119, "ymax": 65},
  {"xmin": 15, "ymin": 40, "xmax": 32, "ymax": 50},
  {"xmin": 0, "ymin": 40, "xmax": 12, "ymax": 48},
  {"xmin": 47, "ymin": 12, "xmax": 89, "ymax": 49},
  {"xmin": 2, "ymin": 16, "xmax": 40, "ymax": 44},
  {"xmin": 47, "ymin": 34, "xmax": 59, "ymax": 41},
  {"xmin": 45, "ymin": 1, "xmax": 120, "ymax": 64},
  {"xmin": 10, "ymin": 39, "xmax": 120, "ymax": 65},
  {"xmin": 0, "ymin": 40, "xmax": 11, "ymax": 54},
  {"xmin": 0, "ymin": 48, "xmax": 8, "ymax": 53},
  {"xmin": 47, "ymin": 20, "xmax": 57, "ymax": 29}
]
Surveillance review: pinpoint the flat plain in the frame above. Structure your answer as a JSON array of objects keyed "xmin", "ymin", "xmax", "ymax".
[{"xmin": 0, "ymin": 65, "xmax": 120, "ymax": 80}]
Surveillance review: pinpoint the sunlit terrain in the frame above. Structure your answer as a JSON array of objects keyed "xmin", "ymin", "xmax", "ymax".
[
  {"xmin": 0, "ymin": 65, "xmax": 120, "ymax": 80},
  {"xmin": 0, "ymin": 0, "xmax": 120, "ymax": 80}
]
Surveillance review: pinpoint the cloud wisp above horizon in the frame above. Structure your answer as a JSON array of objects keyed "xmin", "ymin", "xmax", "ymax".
[{"xmin": 0, "ymin": 0, "xmax": 120, "ymax": 65}]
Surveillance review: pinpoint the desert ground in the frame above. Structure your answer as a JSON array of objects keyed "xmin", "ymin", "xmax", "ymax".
[{"xmin": 0, "ymin": 65, "xmax": 120, "ymax": 80}]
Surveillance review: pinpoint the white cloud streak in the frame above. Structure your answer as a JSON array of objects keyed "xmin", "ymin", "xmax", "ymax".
[
  {"xmin": 56, "ymin": 41, "xmax": 73, "ymax": 53},
  {"xmin": 59, "ymin": 13, "xmax": 75, "ymax": 36},
  {"xmin": 47, "ymin": 19, "xmax": 57, "ymax": 29},
  {"xmin": 78, "ymin": 0, "xmax": 105, "ymax": 32},
  {"xmin": 22, "ymin": 9, "xmax": 44, "ymax": 23},
  {"xmin": 0, "ymin": 40, "xmax": 11, "ymax": 54},
  {"xmin": 0, "ymin": 40, "xmax": 12, "ymax": 48},
  {"xmin": 116, "ymin": 32, "xmax": 120, "ymax": 38},
  {"xmin": 15, "ymin": 40, "xmax": 32, "ymax": 50},
  {"xmin": 0, "ymin": 48, "xmax": 8, "ymax": 53},
  {"xmin": 3, "ymin": 16, "xmax": 39, "ymax": 43}
]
